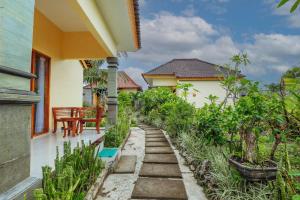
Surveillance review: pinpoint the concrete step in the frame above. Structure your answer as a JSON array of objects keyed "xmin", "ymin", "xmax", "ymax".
[
  {"xmin": 145, "ymin": 141, "xmax": 170, "ymax": 147},
  {"xmin": 114, "ymin": 155, "xmax": 137, "ymax": 174},
  {"xmin": 145, "ymin": 138, "xmax": 167, "ymax": 142},
  {"xmin": 144, "ymin": 128, "xmax": 161, "ymax": 131},
  {"xmin": 144, "ymin": 154, "xmax": 178, "ymax": 164},
  {"xmin": 140, "ymin": 163, "xmax": 182, "ymax": 178},
  {"xmin": 131, "ymin": 178, "xmax": 188, "ymax": 200},
  {"xmin": 145, "ymin": 130, "xmax": 163, "ymax": 134},
  {"xmin": 145, "ymin": 135, "xmax": 166, "ymax": 138},
  {"xmin": 145, "ymin": 147, "xmax": 173, "ymax": 154}
]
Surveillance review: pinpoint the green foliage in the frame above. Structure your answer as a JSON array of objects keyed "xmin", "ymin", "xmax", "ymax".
[
  {"xmin": 33, "ymin": 141, "xmax": 104, "ymax": 200},
  {"xmin": 283, "ymin": 67, "xmax": 300, "ymax": 78},
  {"xmin": 139, "ymin": 87, "xmax": 177, "ymax": 115},
  {"xmin": 278, "ymin": 0, "xmax": 300, "ymax": 13},
  {"xmin": 104, "ymin": 92, "xmax": 132, "ymax": 147},
  {"xmin": 196, "ymin": 96, "xmax": 226, "ymax": 145},
  {"xmin": 176, "ymin": 82, "xmax": 199, "ymax": 100},
  {"xmin": 165, "ymin": 98, "xmax": 195, "ymax": 137}
]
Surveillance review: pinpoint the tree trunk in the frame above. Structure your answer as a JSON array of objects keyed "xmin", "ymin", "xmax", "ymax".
[
  {"xmin": 244, "ymin": 130, "xmax": 256, "ymax": 163},
  {"xmin": 270, "ymin": 134, "xmax": 281, "ymax": 160}
]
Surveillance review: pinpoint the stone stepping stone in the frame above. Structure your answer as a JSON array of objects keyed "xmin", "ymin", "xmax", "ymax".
[
  {"xmin": 131, "ymin": 177, "xmax": 188, "ymax": 199},
  {"xmin": 113, "ymin": 155, "xmax": 137, "ymax": 174},
  {"xmin": 144, "ymin": 128, "xmax": 160, "ymax": 131},
  {"xmin": 146, "ymin": 130, "xmax": 163, "ymax": 133},
  {"xmin": 145, "ymin": 141, "xmax": 170, "ymax": 147},
  {"xmin": 146, "ymin": 138, "xmax": 167, "ymax": 142},
  {"xmin": 145, "ymin": 132, "xmax": 164, "ymax": 135},
  {"xmin": 146, "ymin": 133, "xmax": 164, "ymax": 136},
  {"xmin": 146, "ymin": 135, "xmax": 165, "ymax": 138},
  {"xmin": 144, "ymin": 154, "xmax": 178, "ymax": 164},
  {"xmin": 145, "ymin": 147, "xmax": 173, "ymax": 154},
  {"xmin": 140, "ymin": 163, "xmax": 182, "ymax": 178}
]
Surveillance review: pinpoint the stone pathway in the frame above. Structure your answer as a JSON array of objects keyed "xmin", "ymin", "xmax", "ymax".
[
  {"xmin": 97, "ymin": 126, "xmax": 207, "ymax": 200},
  {"xmin": 131, "ymin": 125, "xmax": 188, "ymax": 199}
]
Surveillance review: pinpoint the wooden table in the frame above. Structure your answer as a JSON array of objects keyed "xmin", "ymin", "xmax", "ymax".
[{"xmin": 61, "ymin": 117, "xmax": 81, "ymax": 137}]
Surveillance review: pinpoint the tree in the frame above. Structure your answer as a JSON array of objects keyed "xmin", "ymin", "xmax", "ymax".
[
  {"xmin": 277, "ymin": 0, "xmax": 300, "ymax": 13},
  {"xmin": 220, "ymin": 53, "xmax": 249, "ymax": 106},
  {"xmin": 282, "ymin": 66, "xmax": 300, "ymax": 78},
  {"xmin": 83, "ymin": 60, "xmax": 107, "ymax": 106}
]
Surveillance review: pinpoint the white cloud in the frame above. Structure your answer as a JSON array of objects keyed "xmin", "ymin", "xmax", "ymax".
[
  {"xmin": 127, "ymin": 12, "xmax": 300, "ymax": 84},
  {"xmin": 129, "ymin": 12, "xmax": 235, "ymax": 66}
]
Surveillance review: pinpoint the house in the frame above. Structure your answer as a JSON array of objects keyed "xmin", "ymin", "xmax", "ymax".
[
  {"xmin": 142, "ymin": 58, "xmax": 237, "ymax": 107},
  {"xmin": 83, "ymin": 71, "xmax": 142, "ymax": 105},
  {"xmin": 0, "ymin": 0, "xmax": 140, "ymax": 197}
]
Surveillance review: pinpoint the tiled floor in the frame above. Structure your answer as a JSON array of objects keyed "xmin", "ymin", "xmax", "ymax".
[{"xmin": 30, "ymin": 128, "xmax": 105, "ymax": 178}]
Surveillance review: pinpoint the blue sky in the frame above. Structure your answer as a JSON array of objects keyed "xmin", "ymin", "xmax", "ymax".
[{"xmin": 118, "ymin": 0, "xmax": 300, "ymax": 88}]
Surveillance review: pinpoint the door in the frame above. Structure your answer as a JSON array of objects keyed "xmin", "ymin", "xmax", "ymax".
[{"xmin": 31, "ymin": 51, "xmax": 50, "ymax": 137}]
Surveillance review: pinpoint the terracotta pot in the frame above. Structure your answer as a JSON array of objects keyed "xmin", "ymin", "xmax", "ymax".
[{"xmin": 229, "ymin": 156, "xmax": 277, "ymax": 182}]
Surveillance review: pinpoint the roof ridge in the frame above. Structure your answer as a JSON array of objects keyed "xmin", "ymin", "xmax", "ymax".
[
  {"xmin": 144, "ymin": 59, "xmax": 177, "ymax": 74},
  {"xmin": 119, "ymin": 71, "xmax": 141, "ymax": 88}
]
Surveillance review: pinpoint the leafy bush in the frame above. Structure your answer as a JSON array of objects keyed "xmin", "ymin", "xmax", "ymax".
[
  {"xmin": 104, "ymin": 92, "xmax": 132, "ymax": 147},
  {"xmin": 196, "ymin": 95, "xmax": 226, "ymax": 145},
  {"xmin": 33, "ymin": 141, "xmax": 104, "ymax": 200}
]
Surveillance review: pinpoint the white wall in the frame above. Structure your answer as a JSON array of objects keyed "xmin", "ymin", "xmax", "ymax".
[
  {"xmin": 177, "ymin": 80, "xmax": 227, "ymax": 108},
  {"xmin": 49, "ymin": 59, "xmax": 83, "ymax": 130}
]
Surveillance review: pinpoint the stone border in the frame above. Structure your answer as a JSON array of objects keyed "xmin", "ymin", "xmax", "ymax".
[
  {"xmin": 84, "ymin": 129, "xmax": 132, "ymax": 199},
  {"xmin": 84, "ymin": 168, "xmax": 109, "ymax": 200}
]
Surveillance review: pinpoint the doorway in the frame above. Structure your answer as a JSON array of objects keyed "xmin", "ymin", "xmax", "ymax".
[{"xmin": 31, "ymin": 51, "xmax": 50, "ymax": 137}]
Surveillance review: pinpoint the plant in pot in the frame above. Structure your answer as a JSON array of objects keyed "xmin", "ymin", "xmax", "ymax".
[{"xmin": 229, "ymin": 81, "xmax": 279, "ymax": 181}]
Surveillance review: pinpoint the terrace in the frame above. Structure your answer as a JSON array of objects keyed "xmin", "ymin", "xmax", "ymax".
[{"xmin": 30, "ymin": 129, "xmax": 105, "ymax": 178}]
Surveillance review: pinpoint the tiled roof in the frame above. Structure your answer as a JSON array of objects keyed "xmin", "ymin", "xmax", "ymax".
[
  {"xmin": 143, "ymin": 58, "xmax": 241, "ymax": 78},
  {"xmin": 83, "ymin": 71, "xmax": 141, "ymax": 90},
  {"xmin": 118, "ymin": 71, "xmax": 141, "ymax": 90}
]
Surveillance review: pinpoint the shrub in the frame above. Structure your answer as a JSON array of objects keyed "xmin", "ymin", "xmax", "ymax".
[
  {"xmin": 33, "ymin": 141, "xmax": 104, "ymax": 200},
  {"xmin": 196, "ymin": 95, "xmax": 226, "ymax": 146},
  {"xmin": 165, "ymin": 98, "xmax": 195, "ymax": 137}
]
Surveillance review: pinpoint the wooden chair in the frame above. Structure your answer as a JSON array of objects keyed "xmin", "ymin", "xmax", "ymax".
[
  {"xmin": 52, "ymin": 107, "xmax": 79, "ymax": 133},
  {"xmin": 79, "ymin": 107, "xmax": 104, "ymax": 134}
]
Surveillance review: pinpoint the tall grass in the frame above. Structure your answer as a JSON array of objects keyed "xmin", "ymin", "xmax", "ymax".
[{"xmin": 179, "ymin": 132, "xmax": 274, "ymax": 200}]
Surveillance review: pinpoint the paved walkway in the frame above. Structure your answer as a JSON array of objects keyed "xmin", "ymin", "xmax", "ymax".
[{"xmin": 97, "ymin": 126, "xmax": 206, "ymax": 200}]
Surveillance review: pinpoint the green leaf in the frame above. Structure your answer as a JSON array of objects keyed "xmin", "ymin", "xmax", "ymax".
[
  {"xmin": 291, "ymin": 0, "xmax": 300, "ymax": 12},
  {"xmin": 292, "ymin": 194, "xmax": 300, "ymax": 200},
  {"xmin": 277, "ymin": 0, "xmax": 290, "ymax": 8}
]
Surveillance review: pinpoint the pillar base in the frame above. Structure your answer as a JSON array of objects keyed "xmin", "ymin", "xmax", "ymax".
[{"xmin": 0, "ymin": 177, "xmax": 42, "ymax": 200}]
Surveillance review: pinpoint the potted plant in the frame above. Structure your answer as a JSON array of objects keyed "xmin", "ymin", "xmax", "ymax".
[{"xmin": 228, "ymin": 81, "xmax": 279, "ymax": 181}]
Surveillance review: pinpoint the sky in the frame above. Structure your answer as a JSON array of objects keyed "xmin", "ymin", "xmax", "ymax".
[{"xmin": 117, "ymin": 0, "xmax": 300, "ymax": 88}]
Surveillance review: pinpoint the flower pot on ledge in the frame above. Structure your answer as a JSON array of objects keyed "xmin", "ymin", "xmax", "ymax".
[{"xmin": 229, "ymin": 156, "xmax": 277, "ymax": 182}]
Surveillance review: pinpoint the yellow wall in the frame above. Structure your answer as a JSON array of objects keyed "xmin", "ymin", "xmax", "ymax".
[
  {"xmin": 33, "ymin": 9, "xmax": 62, "ymax": 58},
  {"xmin": 62, "ymin": 32, "xmax": 107, "ymax": 59},
  {"xmin": 152, "ymin": 78, "xmax": 177, "ymax": 87},
  {"xmin": 49, "ymin": 59, "xmax": 83, "ymax": 130},
  {"xmin": 32, "ymin": 9, "xmax": 109, "ymax": 59}
]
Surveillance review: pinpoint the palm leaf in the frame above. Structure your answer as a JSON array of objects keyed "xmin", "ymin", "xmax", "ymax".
[
  {"xmin": 277, "ymin": 0, "xmax": 290, "ymax": 8},
  {"xmin": 291, "ymin": 0, "xmax": 300, "ymax": 12}
]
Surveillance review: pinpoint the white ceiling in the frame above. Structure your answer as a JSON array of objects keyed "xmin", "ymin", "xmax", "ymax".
[
  {"xmin": 96, "ymin": 0, "xmax": 136, "ymax": 51},
  {"xmin": 35, "ymin": 0, "xmax": 87, "ymax": 32}
]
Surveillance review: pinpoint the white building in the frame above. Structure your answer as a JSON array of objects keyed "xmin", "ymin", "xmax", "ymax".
[{"xmin": 142, "ymin": 59, "xmax": 239, "ymax": 107}]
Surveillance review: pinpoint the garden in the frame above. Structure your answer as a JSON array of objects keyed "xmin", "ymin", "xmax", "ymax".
[{"xmin": 135, "ymin": 54, "xmax": 300, "ymax": 200}]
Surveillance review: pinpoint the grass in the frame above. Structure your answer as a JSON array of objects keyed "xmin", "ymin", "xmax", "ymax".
[{"xmin": 178, "ymin": 132, "xmax": 274, "ymax": 200}]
